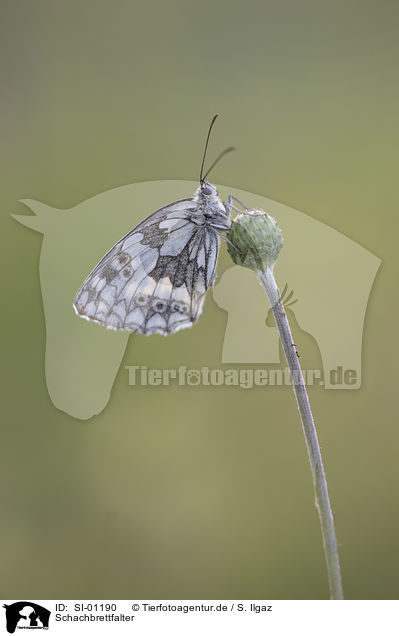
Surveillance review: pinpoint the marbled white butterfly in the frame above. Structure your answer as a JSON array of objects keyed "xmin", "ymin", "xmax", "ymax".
[{"xmin": 73, "ymin": 115, "xmax": 233, "ymax": 335}]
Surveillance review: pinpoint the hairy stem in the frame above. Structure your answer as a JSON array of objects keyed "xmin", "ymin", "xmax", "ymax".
[{"xmin": 258, "ymin": 267, "xmax": 344, "ymax": 600}]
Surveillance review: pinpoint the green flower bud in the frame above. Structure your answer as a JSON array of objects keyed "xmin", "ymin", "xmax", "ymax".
[{"xmin": 227, "ymin": 209, "xmax": 284, "ymax": 271}]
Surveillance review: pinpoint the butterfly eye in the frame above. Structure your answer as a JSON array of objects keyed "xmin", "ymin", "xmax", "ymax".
[{"xmin": 202, "ymin": 186, "xmax": 212, "ymax": 195}]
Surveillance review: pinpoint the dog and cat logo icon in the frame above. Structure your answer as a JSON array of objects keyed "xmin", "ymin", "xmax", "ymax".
[{"xmin": 2, "ymin": 602, "xmax": 50, "ymax": 633}]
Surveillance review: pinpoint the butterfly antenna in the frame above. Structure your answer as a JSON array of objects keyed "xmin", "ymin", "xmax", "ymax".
[
  {"xmin": 230, "ymin": 195, "xmax": 249, "ymax": 210},
  {"xmin": 202, "ymin": 146, "xmax": 235, "ymax": 180},
  {"xmin": 200, "ymin": 114, "xmax": 219, "ymax": 183}
]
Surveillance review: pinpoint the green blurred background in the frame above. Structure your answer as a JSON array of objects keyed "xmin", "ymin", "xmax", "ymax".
[{"xmin": 1, "ymin": 0, "xmax": 397, "ymax": 599}]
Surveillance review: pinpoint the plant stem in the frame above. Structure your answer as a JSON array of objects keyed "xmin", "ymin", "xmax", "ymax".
[{"xmin": 258, "ymin": 266, "xmax": 344, "ymax": 600}]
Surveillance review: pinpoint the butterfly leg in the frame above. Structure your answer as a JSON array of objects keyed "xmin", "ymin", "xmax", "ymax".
[
  {"xmin": 212, "ymin": 227, "xmax": 248, "ymax": 256},
  {"xmin": 224, "ymin": 195, "xmax": 233, "ymax": 217},
  {"xmin": 224, "ymin": 194, "xmax": 249, "ymax": 215}
]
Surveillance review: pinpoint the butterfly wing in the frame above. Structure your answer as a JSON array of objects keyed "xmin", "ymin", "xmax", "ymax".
[{"xmin": 73, "ymin": 199, "xmax": 220, "ymax": 334}]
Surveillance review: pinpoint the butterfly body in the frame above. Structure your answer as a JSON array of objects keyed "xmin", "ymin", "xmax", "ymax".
[{"xmin": 73, "ymin": 181, "xmax": 230, "ymax": 335}]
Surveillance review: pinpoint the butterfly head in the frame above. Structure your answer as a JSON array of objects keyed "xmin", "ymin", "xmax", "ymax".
[
  {"xmin": 196, "ymin": 179, "xmax": 222, "ymax": 209},
  {"xmin": 199, "ymin": 179, "xmax": 218, "ymax": 198},
  {"xmin": 195, "ymin": 180, "xmax": 231, "ymax": 230}
]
